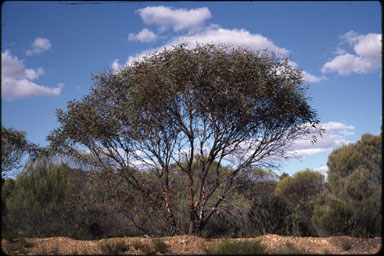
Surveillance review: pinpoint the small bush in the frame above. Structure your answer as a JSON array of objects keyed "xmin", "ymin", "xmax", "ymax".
[
  {"xmin": 277, "ymin": 242, "xmax": 305, "ymax": 254},
  {"xmin": 206, "ymin": 240, "xmax": 266, "ymax": 255},
  {"xmin": 340, "ymin": 237, "xmax": 352, "ymax": 251},
  {"xmin": 2, "ymin": 237, "xmax": 33, "ymax": 255},
  {"xmin": 152, "ymin": 239, "xmax": 168, "ymax": 253},
  {"xmin": 141, "ymin": 244, "xmax": 156, "ymax": 255},
  {"xmin": 132, "ymin": 241, "xmax": 143, "ymax": 250},
  {"xmin": 99, "ymin": 240, "xmax": 128, "ymax": 255}
]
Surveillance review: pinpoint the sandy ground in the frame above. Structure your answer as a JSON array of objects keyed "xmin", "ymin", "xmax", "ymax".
[{"xmin": 2, "ymin": 234, "xmax": 382, "ymax": 255}]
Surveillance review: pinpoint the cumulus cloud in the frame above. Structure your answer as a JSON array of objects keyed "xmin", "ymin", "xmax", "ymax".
[
  {"xmin": 302, "ymin": 71, "xmax": 326, "ymax": 83},
  {"xmin": 114, "ymin": 7, "xmax": 320, "ymax": 84},
  {"xmin": 288, "ymin": 60, "xmax": 326, "ymax": 83},
  {"xmin": 122, "ymin": 26, "xmax": 290, "ymax": 66},
  {"xmin": 285, "ymin": 121, "xmax": 355, "ymax": 159},
  {"xmin": 2, "ymin": 50, "xmax": 62, "ymax": 100},
  {"xmin": 314, "ymin": 166, "xmax": 328, "ymax": 174},
  {"xmin": 128, "ymin": 28, "xmax": 158, "ymax": 42},
  {"xmin": 26, "ymin": 37, "xmax": 52, "ymax": 56},
  {"xmin": 136, "ymin": 6, "xmax": 212, "ymax": 32},
  {"xmin": 111, "ymin": 59, "xmax": 122, "ymax": 74},
  {"xmin": 321, "ymin": 31, "xmax": 382, "ymax": 75}
]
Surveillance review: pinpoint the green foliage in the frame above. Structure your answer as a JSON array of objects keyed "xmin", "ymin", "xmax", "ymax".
[
  {"xmin": 277, "ymin": 242, "xmax": 306, "ymax": 254},
  {"xmin": 3, "ymin": 157, "xmax": 72, "ymax": 238},
  {"xmin": 339, "ymin": 237, "xmax": 352, "ymax": 251},
  {"xmin": 290, "ymin": 199, "xmax": 318, "ymax": 236},
  {"xmin": 206, "ymin": 240, "xmax": 266, "ymax": 255},
  {"xmin": 274, "ymin": 169, "xmax": 324, "ymax": 237},
  {"xmin": 1, "ymin": 126, "xmax": 29, "ymax": 176},
  {"xmin": 152, "ymin": 239, "xmax": 168, "ymax": 253},
  {"xmin": 279, "ymin": 172, "xmax": 289, "ymax": 181},
  {"xmin": 48, "ymin": 43, "xmax": 320, "ymax": 235},
  {"xmin": 312, "ymin": 133, "xmax": 382, "ymax": 238},
  {"xmin": 98, "ymin": 240, "xmax": 128, "ymax": 255},
  {"xmin": 248, "ymin": 194, "xmax": 292, "ymax": 235},
  {"xmin": 275, "ymin": 169, "xmax": 325, "ymax": 204}
]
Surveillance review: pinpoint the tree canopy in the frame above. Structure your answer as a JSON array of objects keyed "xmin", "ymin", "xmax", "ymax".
[
  {"xmin": 48, "ymin": 43, "xmax": 320, "ymax": 235},
  {"xmin": 2, "ymin": 126, "xmax": 29, "ymax": 177},
  {"xmin": 312, "ymin": 133, "xmax": 382, "ymax": 237}
]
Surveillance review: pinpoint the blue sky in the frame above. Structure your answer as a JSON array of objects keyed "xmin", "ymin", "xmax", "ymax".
[{"xmin": 2, "ymin": 1, "xmax": 382, "ymax": 177}]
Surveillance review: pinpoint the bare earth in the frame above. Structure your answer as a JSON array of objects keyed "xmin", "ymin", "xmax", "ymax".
[{"xmin": 2, "ymin": 234, "xmax": 382, "ymax": 255}]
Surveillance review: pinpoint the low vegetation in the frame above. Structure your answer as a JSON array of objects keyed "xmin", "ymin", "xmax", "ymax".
[
  {"xmin": 98, "ymin": 239, "xmax": 129, "ymax": 255},
  {"xmin": 277, "ymin": 242, "xmax": 306, "ymax": 254},
  {"xmin": 206, "ymin": 240, "xmax": 266, "ymax": 255},
  {"xmin": 152, "ymin": 239, "xmax": 168, "ymax": 254}
]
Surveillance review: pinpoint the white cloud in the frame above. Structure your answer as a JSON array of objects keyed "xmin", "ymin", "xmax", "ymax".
[
  {"xmin": 136, "ymin": 6, "xmax": 212, "ymax": 32},
  {"xmin": 123, "ymin": 26, "xmax": 290, "ymax": 67},
  {"xmin": 302, "ymin": 71, "xmax": 326, "ymax": 83},
  {"xmin": 128, "ymin": 28, "xmax": 158, "ymax": 42},
  {"xmin": 111, "ymin": 59, "xmax": 122, "ymax": 74},
  {"xmin": 24, "ymin": 68, "xmax": 45, "ymax": 80},
  {"xmin": 314, "ymin": 166, "xmax": 328, "ymax": 174},
  {"xmin": 1, "ymin": 50, "xmax": 62, "ymax": 100},
  {"xmin": 112, "ymin": 7, "xmax": 319, "ymax": 85},
  {"xmin": 285, "ymin": 121, "xmax": 355, "ymax": 159},
  {"xmin": 170, "ymin": 27, "xmax": 290, "ymax": 55},
  {"xmin": 321, "ymin": 31, "xmax": 381, "ymax": 75},
  {"xmin": 26, "ymin": 37, "xmax": 52, "ymax": 56},
  {"xmin": 288, "ymin": 60, "xmax": 326, "ymax": 83}
]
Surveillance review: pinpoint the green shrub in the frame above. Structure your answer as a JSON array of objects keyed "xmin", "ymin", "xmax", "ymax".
[
  {"xmin": 340, "ymin": 237, "xmax": 352, "ymax": 251},
  {"xmin": 4, "ymin": 157, "xmax": 72, "ymax": 238},
  {"xmin": 99, "ymin": 240, "xmax": 128, "ymax": 255},
  {"xmin": 206, "ymin": 240, "xmax": 266, "ymax": 255},
  {"xmin": 277, "ymin": 242, "xmax": 305, "ymax": 254},
  {"xmin": 152, "ymin": 239, "xmax": 168, "ymax": 253},
  {"xmin": 141, "ymin": 244, "xmax": 156, "ymax": 255}
]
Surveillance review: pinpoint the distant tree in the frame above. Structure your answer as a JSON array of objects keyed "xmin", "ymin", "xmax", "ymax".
[
  {"xmin": 275, "ymin": 169, "xmax": 325, "ymax": 236},
  {"xmin": 248, "ymin": 194, "xmax": 293, "ymax": 236},
  {"xmin": 1, "ymin": 127, "xmax": 29, "ymax": 177},
  {"xmin": 312, "ymin": 133, "xmax": 382, "ymax": 237},
  {"xmin": 275, "ymin": 169, "xmax": 325, "ymax": 205},
  {"xmin": 279, "ymin": 172, "xmax": 289, "ymax": 181},
  {"xmin": 48, "ymin": 43, "xmax": 320, "ymax": 235}
]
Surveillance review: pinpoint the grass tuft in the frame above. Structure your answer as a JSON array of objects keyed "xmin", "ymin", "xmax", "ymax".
[
  {"xmin": 152, "ymin": 239, "xmax": 168, "ymax": 253},
  {"xmin": 340, "ymin": 237, "xmax": 352, "ymax": 251},
  {"xmin": 206, "ymin": 239, "xmax": 266, "ymax": 255},
  {"xmin": 277, "ymin": 242, "xmax": 306, "ymax": 254},
  {"xmin": 99, "ymin": 239, "xmax": 129, "ymax": 255}
]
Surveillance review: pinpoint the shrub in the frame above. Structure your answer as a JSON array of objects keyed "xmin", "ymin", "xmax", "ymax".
[
  {"xmin": 340, "ymin": 237, "xmax": 352, "ymax": 251},
  {"xmin": 132, "ymin": 241, "xmax": 144, "ymax": 250},
  {"xmin": 152, "ymin": 239, "xmax": 168, "ymax": 253},
  {"xmin": 141, "ymin": 244, "xmax": 156, "ymax": 255},
  {"xmin": 99, "ymin": 240, "xmax": 128, "ymax": 255},
  {"xmin": 277, "ymin": 242, "xmax": 305, "ymax": 254},
  {"xmin": 206, "ymin": 240, "xmax": 266, "ymax": 255},
  {"xmin": 131, "ymin": 241, "xmax": 155, "ymax": 255}
]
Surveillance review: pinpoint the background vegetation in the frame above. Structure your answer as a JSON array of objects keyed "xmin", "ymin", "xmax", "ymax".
[
  {"xmin": 1, "ymin": 44, "xmax": 381, "ymax": 240},
  {"xmin": 2, "ymin": 127, "xmax": 381, "ymax": 239}
]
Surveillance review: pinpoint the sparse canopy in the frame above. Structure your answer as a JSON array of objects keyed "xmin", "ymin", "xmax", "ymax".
[
  {"xmin": 48, "ymin": 43, "xmax": 320, "ymax": 235},
  {"xmin": 2, "ymin": 126, "xmax": 29, "ymax": 177}
]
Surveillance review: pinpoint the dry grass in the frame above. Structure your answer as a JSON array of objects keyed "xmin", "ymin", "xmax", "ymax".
[{"xmin": 1, "ymin": 234, "xmax": 381, "ymax": 255}]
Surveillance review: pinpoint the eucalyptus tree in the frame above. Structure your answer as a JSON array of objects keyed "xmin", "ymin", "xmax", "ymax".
[
  {"xmin": 312, "ymin": 133, "xmax": 382, "ymax": 237},
  {"xmin": 48, "ymin": 43, "xmax": 320, "ymax": 235},
  {"xmin": 2, "ymin": 126, "xmax": 47, "ymax": 178},
  {"xmin": 2, "ymin": 127, "xmax": 29, "ymax": 177}
]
